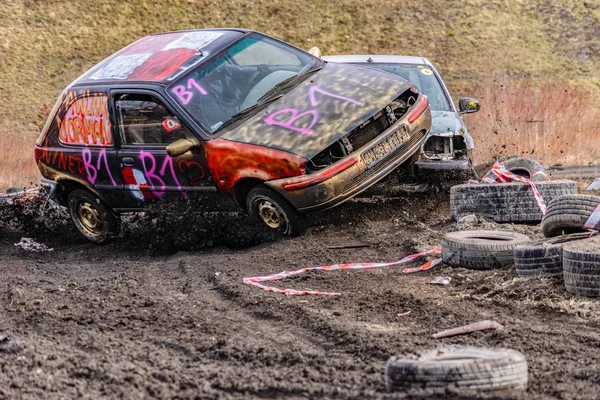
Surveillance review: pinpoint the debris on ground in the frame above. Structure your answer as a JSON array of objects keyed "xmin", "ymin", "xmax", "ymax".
[
  {"xmin": 431, "ymin": 276, "xmax": 452, "ymax": 285},
  {"xmin": 14, "ymin": 237, "xmax": 54, "ymax": 252},
  {"xmin": 432, "ymin": 320, "xmax": 505, "ymax": 339}
]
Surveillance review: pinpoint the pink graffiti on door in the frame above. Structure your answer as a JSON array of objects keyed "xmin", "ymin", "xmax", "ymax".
[
  {"xmin": 139, "ymin": 151, "xmax": 187, "ymax": 198},
  {"xmin": 82, "ymin": 148, "xmax": 117, "ymax": 186}
]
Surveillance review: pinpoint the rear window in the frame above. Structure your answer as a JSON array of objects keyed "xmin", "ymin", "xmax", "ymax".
[{"xmin": 58, "ymin": 94, "xmax": 113, "ymax": 146}]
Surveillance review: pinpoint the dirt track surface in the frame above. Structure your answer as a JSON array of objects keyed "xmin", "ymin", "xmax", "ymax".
[{"xmin": 2, "ymin": 188, "xmax": 600, "ymax": 399}]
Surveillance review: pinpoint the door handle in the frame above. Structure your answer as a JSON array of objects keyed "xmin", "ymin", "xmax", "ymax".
[{"xmin": 121, "ymin": 157, "xmax": 134, "ymax": 166}]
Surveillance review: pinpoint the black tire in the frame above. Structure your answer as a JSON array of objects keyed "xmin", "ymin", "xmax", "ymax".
[
  {"xmin": 67, "ymin": 189, "xmax": 120, "ymax": 244},
  {"xmin": 563, "ymin": 238, "xmax": 600, "ymax": 297},
  {"xmin": 514, "ymin": 233, "xmax": 592, "ymax": 276},
  {"xmin": 482, "ymin": 157, "xmax": 547, "ymax": 181},
  {"xmin": 542, "ymin": 194, "xmax": 600, "ymax": 237},
  {"xmin": 450, "ymin": 180, "xmax": 578, "ymax": 223},
  {"xmin": 246, "ymin": 185, "xmax": 307, "ymax": 236},
  {"xmin": 386, "ymin": 346, "xmax": 528, "ymax": 392},
  {"xmin": 442, "ymin": 230, "xmax": 530, "ymax": 270}
]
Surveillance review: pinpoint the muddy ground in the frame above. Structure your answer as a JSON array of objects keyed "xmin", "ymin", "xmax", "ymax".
[{"xmin": 1, "ymin": 183, "xmax": 600, "ymax": 399}]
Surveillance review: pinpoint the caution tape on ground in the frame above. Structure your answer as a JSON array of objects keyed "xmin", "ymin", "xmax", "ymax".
[{"xmin": 243, "ymin": 248, "xmax": 442, "ymax": 296}]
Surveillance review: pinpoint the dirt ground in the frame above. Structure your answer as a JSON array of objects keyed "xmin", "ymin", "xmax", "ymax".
[{"xmin": 1, "ymin": 184, "xmax": 600, "ymax": 399}]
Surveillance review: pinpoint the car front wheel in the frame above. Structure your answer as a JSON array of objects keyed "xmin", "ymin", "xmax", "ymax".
[
  {"xmin": 68, "ymin": 189, "xmax": 121, "ymax": 244},
  {"xmin": 246, "ymin": 185, "xmax": 307, "ymax": 236}
]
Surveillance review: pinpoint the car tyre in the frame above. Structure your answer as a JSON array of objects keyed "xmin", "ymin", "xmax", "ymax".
[
  {"xmin": 514, "ymin": 233, "xmax": 591, "ymax": 276},
  {"xmin": 386, "ymin": 346, "xmax": 528, "ymax": 392},
  {"xmin": 563, "ymin": 237, "xmax": 600, "ymax": 297},
  {"xmin": 68, "ymin": 189, "xmax": 120, "ymax": 244},
  {"xmin": 246, "ymin": 185, "xmax": 307, "ymax": 236},
  {"xmin": 541, "ymin": 194, "xmax": 600, "ymax": 237},
  {"xmin": 450, "ymin": 180, "xmax": 578, "ymax": 223},
  {"xmin": 442, "ymin": 230, "xmax": 530, "ymax": 270},
  {"xmin": 482, "ymin": 157, "xmax": 548, "ymax": 181}
]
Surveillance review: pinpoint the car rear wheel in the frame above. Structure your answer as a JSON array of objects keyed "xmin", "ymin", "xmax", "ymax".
[
  {"xmin": 68, "ymin": 189, "xmax": 120, "ymax": 244},
  {"xmin": 246, "ymin": 185, "xmax": 307, "ymax": 236}
]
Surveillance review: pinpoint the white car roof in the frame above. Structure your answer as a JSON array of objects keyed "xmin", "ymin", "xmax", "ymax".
[{"xmin": 322, "ymin": 54, "xmax": 432, "ymax": 65}]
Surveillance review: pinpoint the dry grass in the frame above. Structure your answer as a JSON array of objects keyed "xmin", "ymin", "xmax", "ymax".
[
  {"xmin": 465, "ymin": 76, "xmax": 600, "ymax": 166},
  {"xmin": 0, "ymin": 126, "xmax": 41, "ymax": 190},
  {"xmin": 0, "ymin": 0, "xmax": 598, "ymax": 189}
]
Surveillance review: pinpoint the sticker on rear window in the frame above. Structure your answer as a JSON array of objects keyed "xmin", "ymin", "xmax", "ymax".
[{"xmin": 421, "ymin": 68, "xmax": 433, "ymax": 75}]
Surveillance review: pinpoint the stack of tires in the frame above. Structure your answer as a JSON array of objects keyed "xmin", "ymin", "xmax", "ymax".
[
  {"xmin": 538, "ymin": 194, "xmax": 600, "ymax": 297},
  {"xmin": 450, "ymin": 157, "xmax": 578, "ymax": 223}
]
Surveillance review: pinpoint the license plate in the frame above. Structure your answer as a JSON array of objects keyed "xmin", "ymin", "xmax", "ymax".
[{"xmin": 362, "ymin": 127, "xmax": 411, "ymax": 168}]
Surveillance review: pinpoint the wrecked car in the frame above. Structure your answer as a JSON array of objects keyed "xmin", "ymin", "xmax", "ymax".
[
  {"xmin": 35, "ymin": 29, "xmax": 432, "ymax": 243},
  {"xmin": 322, "ymin": 55, "xmax": 479, "ymax": 180}
]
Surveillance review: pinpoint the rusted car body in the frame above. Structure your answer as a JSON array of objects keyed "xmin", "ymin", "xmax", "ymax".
[
  {"xmin": 322, "ymin": 55, "xmax": 479, "ymax": 181},
  {"xmin": 35, "ymin": 29, "xmax": 431, "ymax": 242}
]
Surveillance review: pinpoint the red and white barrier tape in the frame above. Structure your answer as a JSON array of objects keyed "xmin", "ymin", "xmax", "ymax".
[
  {"xmin": 584, "ymin": 204, "xmax": 600, "ymax": 230},
  {"xmin": 475, "ymin": 163, "xmax": 547, "ymax": 214},
  {"xmin": 243, "ymin": 247, "xmax": 442, "ymax": 296}
]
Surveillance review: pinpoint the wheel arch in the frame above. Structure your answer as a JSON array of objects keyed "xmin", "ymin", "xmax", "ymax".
[{"xmin": 234, "ymin": 177, "xmax": 265, "ymax": 212}]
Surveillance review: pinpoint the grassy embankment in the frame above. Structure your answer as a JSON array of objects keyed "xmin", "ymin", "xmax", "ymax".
[{"xmin": 1, "ymin": 0, "xmax": 598, "ymax": 189}]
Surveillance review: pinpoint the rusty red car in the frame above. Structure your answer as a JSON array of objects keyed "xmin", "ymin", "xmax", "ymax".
[{"xmin": 35, "ymin": 29, "xmax": 432, "ymax": 243}]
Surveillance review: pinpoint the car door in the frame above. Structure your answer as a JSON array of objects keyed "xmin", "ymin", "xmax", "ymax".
[
  {"xmin": 111, "ymin": 90, "xmax": 215, "ymax": 209},
  {"xmin": 56, "ymin": 92, "xmax": 122, "ymax": 206}
]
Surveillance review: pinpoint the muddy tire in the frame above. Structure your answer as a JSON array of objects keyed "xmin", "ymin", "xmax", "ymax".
[
  {"xmin": 514, "ymin": 233, "xmax": 592, "ymax": 276},
  {"xmin": 541, "ymin": 194, "xmax": 600, "ymax": 237},
  {"xmin": 482, "ymin": 157, "xmax": 547, "ymax": 181},
  {"xmin": 386, "ymin": 346, "xmax": 528, "ymax": 392},
  {"xmin": 450, "ymin": 180, "xmax": 578, "ymax": 223},
  {"xmin": 68, "ymin": 189, "xmax": 120, "ymax": 244},
  {"xmin": 246, "ymin": 185, "xmax": 307, "ymax": 236},
  {"xmin": 563, "ymin": 238, "xmax": 600, "ymax": 297},
  {"xmin": 442, "ymin": 230, "xmax": 530, "ymax": 270}
]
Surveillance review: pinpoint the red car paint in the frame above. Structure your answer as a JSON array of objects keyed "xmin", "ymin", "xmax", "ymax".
[{"xmin": 205, "ymin": 138, "xmax": 307, "ymax": 195}]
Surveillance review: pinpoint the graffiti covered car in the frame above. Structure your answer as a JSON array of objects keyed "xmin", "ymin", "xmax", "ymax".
[
  {"xmin": 35, "ymin": 29, "xmax": 432, "ymax": 243},
  {"xmin": 322, "ymin": 55, "xmax": 479, "ymax": 180}
]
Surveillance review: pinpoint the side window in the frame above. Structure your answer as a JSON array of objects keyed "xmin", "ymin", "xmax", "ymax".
[
  {"xmin": 115, "ymin": 94, "xmax": 194, "ymax": 145},
  {"xmin": 58, "ymin": 94, "xmax": 113, "ymax": 146}
]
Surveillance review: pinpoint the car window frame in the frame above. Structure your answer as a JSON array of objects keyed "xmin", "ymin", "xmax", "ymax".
[
  {"xmin": 56, "ymin": 92, "xmax": 116, "ymax": 149},
  {"xmin": 165, "ymin": 31, "xmax": 323, "ymax": 137},
  {"xmin": 109, "ymin": 88, "xmax": 204, "ymax": 149}
]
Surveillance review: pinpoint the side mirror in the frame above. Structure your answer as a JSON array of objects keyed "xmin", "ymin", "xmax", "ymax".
[
  {"xmin": 458, "ymin": 97, "xmax": 480, "ymax": 114},
  {"xmin": 308, "ymin": 46, "xmax": 322, "ymax": 58},
  {"xmin": 166, "ymin": 138, "xmax": 197, "ymax": 157}
]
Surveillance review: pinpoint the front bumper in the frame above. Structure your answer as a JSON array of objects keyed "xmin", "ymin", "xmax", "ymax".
[
  {"xmin": 414, "ymin": 159, "xmax": 474, "ymax": 181},
  {"xmin": 266, "ymin": 104, "xmax": 431, "ymax": 213}
]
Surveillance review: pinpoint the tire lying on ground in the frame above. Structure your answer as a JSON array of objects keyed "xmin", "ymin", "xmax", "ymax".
[
  {"xmin": 514, "ymin": 233, "xmax": 592, "ymax": 276},
  {"xmin": 386, "ymin": 346, "xmax": 528, "ymax": 392},
  {"xmin": 541, "ymin": 194, "xmax": 600, "ymax": 237},
  {"xmin": 563, "ymin": 237, "xmax": 600, "ymax": 297},
  {"xmin": 450, "ymin": 180, "xmax": 578, "ymax": 223},
  {"xmin": 442, "ymin": 230, "xmax": 530, "ymax": 270},
  {"xmin": 482, "ymin": 157, "xmax": 548, "ymax": 182}
]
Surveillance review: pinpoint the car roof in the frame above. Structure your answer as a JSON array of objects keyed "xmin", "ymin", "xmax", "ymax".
[
  {"xmin": 322, "ymin": 54, "xmax": 432, "ymax": 65},
  {"xmin": 73, "ymin": 29, "xmax": 249, "ymax": 87}
]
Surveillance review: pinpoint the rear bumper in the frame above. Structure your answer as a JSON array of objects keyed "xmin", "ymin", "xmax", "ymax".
[{"xmin": 266, "ymin": 104, "xmax": 431, "ymax": 213}]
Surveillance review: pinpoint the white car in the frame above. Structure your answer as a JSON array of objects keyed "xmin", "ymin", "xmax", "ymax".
[{"xmin": 322, "ymin": 55, "xmax": 480, "ymax": 180}]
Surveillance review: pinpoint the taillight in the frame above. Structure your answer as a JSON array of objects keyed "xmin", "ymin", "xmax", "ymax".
[
  {"xmin": 284, "ymin": 157, "xmax": 357, "ymax": 191},
  {"xmin": 407, "ymin": 95, "xmax": 428, "ymax": 123},
  {"xmin": 34, "ymin": 147, "xmax": 42, "ymax": 165}
]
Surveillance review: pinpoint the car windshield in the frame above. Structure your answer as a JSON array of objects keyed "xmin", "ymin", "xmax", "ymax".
[
  {"xmin": 168, "ymin": 33, "xmax": 322, "ymax": 133},
  {"xmin": 356, "ymin": 63, "xmax": 452, "ymax": 112}
]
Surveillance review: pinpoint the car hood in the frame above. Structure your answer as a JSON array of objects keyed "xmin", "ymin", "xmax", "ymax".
[
  {"xmin": 429, "ymin": 110, "xmax": 464, "ymax": 137},
  {"xmin": 221, "ymin": 62, "xmax": 411, "ymax": 159}
]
